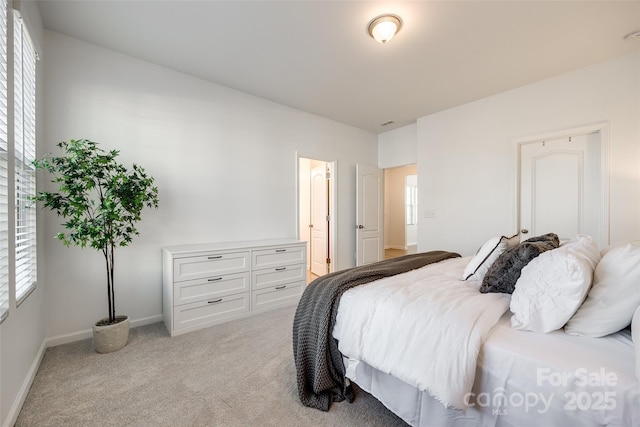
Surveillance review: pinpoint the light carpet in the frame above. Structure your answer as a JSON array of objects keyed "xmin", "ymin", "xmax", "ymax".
[{"xmin": 16, "ymin": 306, "xmax": 408, "ymax": 426}]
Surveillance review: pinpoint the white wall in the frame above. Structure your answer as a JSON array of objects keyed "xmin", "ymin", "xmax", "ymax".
[
  {"xmin": 41, "ymin": 31, "xmax": 377, "ymax": 339},
  {"xmin": 417, "ymin": 53, "xmax": 640, "ymax": 256},
  {"xmin": 378, "ymin": 123, "xmax": 417, "ymax": 169}
]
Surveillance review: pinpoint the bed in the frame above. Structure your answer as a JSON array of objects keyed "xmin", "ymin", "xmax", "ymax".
[{"xmin": 293, "ymin": 234, "xmax": 640, "ymax": 427}]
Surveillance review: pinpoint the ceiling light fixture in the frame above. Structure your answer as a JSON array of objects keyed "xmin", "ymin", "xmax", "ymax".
[{"xmin": 368, "ymin": 14, "xmax": 402, "ymax": 44}]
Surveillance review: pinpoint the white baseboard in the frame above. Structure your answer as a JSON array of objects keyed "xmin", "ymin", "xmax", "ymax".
[
  {"xmin": 131, "ymin": 314, "xmax": 164, "ymax": 329},
  {"xmin": 3, "ymin": 340, "xmax": 47, "ymax": 427},
  {"xmin": 46, "ymin": 314, "xmax": 164, "ymax": 347},
  {"xmin": 46, "ymin": 328, "xmax": 93, "ymax": 347}
]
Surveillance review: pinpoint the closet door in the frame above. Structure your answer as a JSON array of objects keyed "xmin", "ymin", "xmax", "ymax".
[{"xmin": 519, "ymin": 132, "xmax": 604, "ymax": 245}]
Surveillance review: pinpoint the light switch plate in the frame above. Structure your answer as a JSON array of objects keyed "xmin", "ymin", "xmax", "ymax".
[{"xmin": 424, "ymin": 209, "xmax": 436, "ymax": 219}]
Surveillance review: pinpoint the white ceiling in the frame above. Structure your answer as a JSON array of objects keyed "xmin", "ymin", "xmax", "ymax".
[{"xmin": 37, "ymin": 1, "xmax": 640, "ymax": 133}]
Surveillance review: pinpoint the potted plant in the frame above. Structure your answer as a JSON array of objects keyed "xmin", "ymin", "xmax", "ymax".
[{"xmin": 33, "ymin": 139, "xmax": 159, "ymax": 353}]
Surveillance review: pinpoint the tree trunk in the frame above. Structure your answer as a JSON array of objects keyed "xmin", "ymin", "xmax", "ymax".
[
  {"xmin": 109, "ymin": 244, "xmax": 115, "ymax": 323},
  {"xmin": 104, "ymin": 245, "xmax": 116, "ymax": 324}
]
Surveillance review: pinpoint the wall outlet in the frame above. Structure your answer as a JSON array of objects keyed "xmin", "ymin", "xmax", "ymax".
[{"xmin": 424, "ymin": 209, "xmax": 436, "ymax": 219}]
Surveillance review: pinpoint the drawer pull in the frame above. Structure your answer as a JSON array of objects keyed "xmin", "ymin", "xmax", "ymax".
[
  {"xmin": 207, "ymin": 277, "xmax": 223, "ymax": 282},
  {"xmin": 275, "ymin": 285, "xmax": 287, "ymax": 290},
  {"xmin": 208, "ymin": 255, "xmax": 222, "ymax": 259},
  {"xmin": 208, "ymin": 298, "xmax": 223, "ymax": 304},
  {"xmin": 275, "ymin": 249, "xmax": 286, "ymax": 252},
  {"xmin": 275, "ymin": 267, "xmax": 286, "ymax": 271}
]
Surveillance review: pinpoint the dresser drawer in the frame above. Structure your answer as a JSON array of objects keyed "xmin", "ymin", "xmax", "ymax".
[
  {"xmin": 252, "ymin": 245, "xmax": 306, "ymax": 270},
  {"xmin": 173, "ymin": 251, "xmax": 250, "ymax": 282},
  {"xmin": 173, "ymin": 272, "xmax": 250, "ymax": 306},
  {"xmin": 173, "ymin": 293, "xmax": 249, "ymax": 331},
  {"xmin": 252, "ymin": 264, "xmax": 305, "ymax": 290},
  {"xmin": 251, "ymin": 282, "xmax": 303, "ymax": 312}
]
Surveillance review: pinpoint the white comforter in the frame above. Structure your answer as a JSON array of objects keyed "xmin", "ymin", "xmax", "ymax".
[{"xmin": 332, "ymin": 256, "xmax": 510, "ymax": 409}]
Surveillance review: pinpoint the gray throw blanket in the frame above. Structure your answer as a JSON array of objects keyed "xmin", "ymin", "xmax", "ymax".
[{"xmin": 292, "ymin": 250, "xmax": 461, "ymax": 411}]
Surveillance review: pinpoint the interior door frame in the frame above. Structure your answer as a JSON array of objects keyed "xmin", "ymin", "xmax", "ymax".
[
  {"xmin": 295, "ymin": 152, "xmax": 338, "ymax": 274},
  {"xmin": 512, "ymin": 122, "xmax": 610, "ymax": 247}
]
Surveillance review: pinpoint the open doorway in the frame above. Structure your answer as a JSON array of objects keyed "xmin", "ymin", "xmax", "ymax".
[
  {"xmin": 384, "ymin": 164, "xmax": 417, "ymax": 259},
  {"xmin": 298, "ymin": 156, "xmax": 337, "ymax": 283}
]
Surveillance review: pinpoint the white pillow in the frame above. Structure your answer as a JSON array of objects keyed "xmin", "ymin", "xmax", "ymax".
[
  {"xmin": 633, "ymin": 305, "xmax": 640, "ymax": 381},
  {"xmin": 511, "ymin": 247, "xmax": 593, "ymax": 333},
  {"xmin": 463, "ymin": 235, "xmax": 518, "ymax": 281},
  {"xmin": 565, "ymin": 242, "xmax": 640, "ymax": 337},
  {"xmin": 560, "ymin": 234, "xmax": 601, "ymax": 270}
]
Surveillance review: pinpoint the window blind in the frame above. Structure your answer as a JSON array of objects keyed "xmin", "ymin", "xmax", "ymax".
[
  {"xmin": 405, "ymin": 184, "xmax": 417, "ymax": 226},
  {"xmin": 0, "ymin": 0, "xmax": 8, "ymax": 322},
  {"xmin": 13, "ymin": 9, "xmax": 36, "ymax": 305}
]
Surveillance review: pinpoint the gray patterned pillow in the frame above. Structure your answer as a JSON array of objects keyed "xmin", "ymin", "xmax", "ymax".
[{"xmin": 479, "ymin": 233, "xmax": 560, "ymax": 294}]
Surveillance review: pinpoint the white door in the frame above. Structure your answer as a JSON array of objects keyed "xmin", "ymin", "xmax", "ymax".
[
  {"xmin": 310, "ymin": 165, "xmax": 328, "ymax": 276},
  {"xmin": 356, "ymin": 163, "xmax": 383, "ymax": 266},
  {"xmin": 520, "ymin": 132, "xmax": 604, "ymax": 246}
]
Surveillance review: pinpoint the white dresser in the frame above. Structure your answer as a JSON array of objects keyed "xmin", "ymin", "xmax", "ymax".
[{"xmin": 162, "ymin": 238, "xmax": 306, "ymax": 336}]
